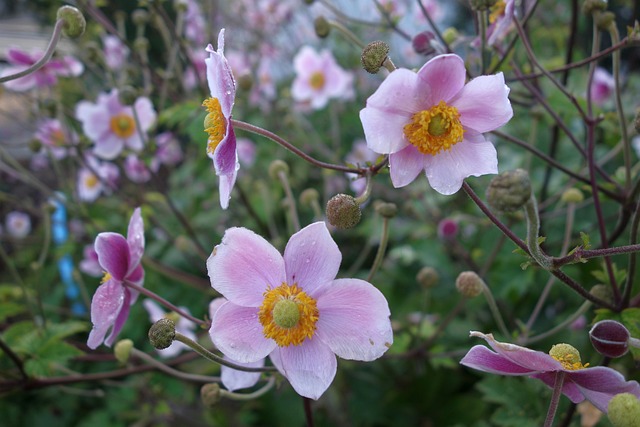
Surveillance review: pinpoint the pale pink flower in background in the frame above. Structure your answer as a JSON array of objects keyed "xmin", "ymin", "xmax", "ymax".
[
  {"xmin": 77, "ymin": 156, "xmax": 120, "ymax": 202},
  {"xmin": 181, "ymin": 0, "xmax": 206, "ymax": 45},
  {"xmin": 102, "ymin": 35, "xmax": 130, "ymax": 70},
  {"xmin": 150, "ymin": 131, "xmax": 183, "ymax": 172},
  {"xmin": 291, "ymin": 46, "xmax": 354, "ymax": 110},
  {"xmin": 123, "ymin": 154, "xmax": 151, "ymax": 183},
  {"xmin": 5, "ymin": 211, "xmax": 31, "ymax": 239},
  {"xmin": 87, "ymin": 208, "xmax": 145, "ymax": 349},
  {"xmin": 236, "ymin": 138, "xmax": 257, "ymax": 167},
  {"xmin": 183, "ymin": 48, "xmax": 207, "ymax": 91},
  {"xmin": 226, "ymin": 50, "xmax": 251, "ymax": 80},
  {"xmin": 79, "ymin": 244, "xmax": 102, "ymax": 277},
  {"xmin": 345, "ymin": 140, "xmax": 378, "ymax": 194},
  {"xmin": 414, "ymin": 0, "xmax": 444, "ymax": 25},
  {"xmin": 207, "ymin": 222, "xmax": 393, "ymax": 399},
  {"xmin": 437, "ymin": 218, "xmax": 459, "ymax": 240},
  {"xmin": 360, "ymin": 54, "xmax": 512, "ymax": 194},
  {"xmin": 35, "ymin": 118, "xmax": 78, "ymax": 159},
  {"xmin": 590, "ymin": 67, "xmax": 615, "ymax": 106},
  {"xmin": 486, "ymin": 0, "xmax": 516, "ymax": 46},
  {"xmin": 203, "ymin": 29, "xmax": 239, "ymax": 210},
  {"xmin": 75, "ymin": 89, "xmax": 157, "ymax": 160},
  {"xmin": 246, "ymin": 0, "xmax": 295, "ymax": 32},
  {"xmin": 0, "ymin": 48, "xmax": 83, "ymax": 91},
  {"xmin": 143, "ymin": 299, "xmax": 197, "ymax": 358}
]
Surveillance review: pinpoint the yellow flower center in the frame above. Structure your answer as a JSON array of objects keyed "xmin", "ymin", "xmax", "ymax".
[
  {"xmin": 203, "ymin": 97, "xmax": 227, "ymax": 155},
  {"xmin": 403, "ymin": 100, "xmax": 465, "ymax": 155},
  {"xmin": 489, "ymin": 1, "xmax": 506, "ymax": 24},
  {"xmin": 51, "ymin": 129, "xmax": 66, "ymax": 146},
  {"xmin": 85, "ymin": 173, "xmax": 99, "ymax": 189},
  {"xmin": 109, "ymin": 113, "xmax": 136, "ymax": 138},
  {"xmin": 549, "ymin": 343, "xmax": 589, "ymax": 371},
  {"xmin": 101, "ymin": 272, "xmax": 112, "ymax": 284},
  {"xmin": 258, "ymin": 283, "xmax": 319, "ymax": 347},
  {"xmin": 309, "ymin": 71, "xmax": 325, "ymax": 90}
]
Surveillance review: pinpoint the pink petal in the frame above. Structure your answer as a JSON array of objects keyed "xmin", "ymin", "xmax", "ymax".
[
  {"xmin": 205, "ymin": 29, "xmax": 236, "ymax": 116},
  {"xmin": 214, "ymin": 125, "xmax": 238, "ymax": 175},
  {"xmin": 276, "ymin": 338, "xmax": 337, "ymax": 400},
  {"xmin": 207, "ymin": 227, "xmax": 285, "ymax": 306},
  {"xmin": 460, "ymin": 345, "xmax": 542, "ymax": 375},
  {"xmin": 209, "ymin": 301, "xmax": 276, "ymax": 363},
  {"xmin": 423, "ymin": 133, "xmax": 497, "ymax": 195},
  {"xmin": 314, "ymin": 278, "xmax": 392, "ymax": 361},
  {"xmin": 389, "ymin": 145, "xmax": 425, "ymax": 188},
  {"xmin": 87, "ymin": 279, "xmax": 125, "ymax": 349},
  {"xmin": 93, "ymin": 134, "xmax": 125, "ymax": 160},
  {"xmin": 126, "ymin": 208, "xmax": 145, "ymax": 272},
  {"xmin": 450, "ymin": 73, "xmax": 513, "ymax": 133},
  {"xmin": 415, "ymin": 54, "xmax": 467, "ymax": 106},
  {"xmin": 7, "ymin": 48, "xmax": 35, "ymax": 65},
  {"xmin": 532, "ymin": 371, "xmax": 585, "ymax": 404},
  {"xmin": 133, "ymin": 97, "xmax": 157, "ymax": 133},
  {"xmin": 567, "ymin": 367, "xmax": 640, "ymax": 412},
  {"xmin": 284, "ymin": 222, "xmax": 340, "ymax": 295},
  {"xmin": 293, "ymin": 46, "xmax": 321, "ymax": 76},
  {"xmin": 104, "ymin": 287, "xmax": 131, "ymax": 346},
  {"xmin": 218, "ymin": 164, "xmax": 238, "ymax": 210},
  {"xmin": 221, "ymin": 356, "xmax": 264, "ymax": 391},
  {"xmin": 469, "ymin": 332, "xmax": 563, "ymax": 372},
  {"xmin": 95, "ymin": 232, "xmax": 130, "ymax": 281},
  {"xmin": 1, "ymin": 67, "xmax": 36, "ymax": 91}
]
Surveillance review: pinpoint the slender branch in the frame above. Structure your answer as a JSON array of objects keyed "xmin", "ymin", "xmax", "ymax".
[{"xmin": 130, "ymin": 348, "xmax": 220, "ymax": 383}]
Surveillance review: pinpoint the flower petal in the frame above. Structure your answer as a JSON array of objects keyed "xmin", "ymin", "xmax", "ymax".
[
  {"xmin": 93, "ymin": 134, "xmax": 125, "ymax": 160},
  {"xmin": 209, "ymin": 301, "xmax": 276, "ymax": 363},
  {"xmin": 284, "ymin": 222, "xmax": 340, "ymax": 295},
  {"xmin": 87, "ymin": 279, "xmax": 125, "ymax": 349},
  {"xmin": 314, "ymin": 278, "xmax": 392, "ymax": 361},
  {"xmin": 95, "ymin": 232, "xmax": 130, "ymax": 280},
  {"xmin": 205, "ymin": 29, "xmax": 236, "ymax": 116},
  {"xmin": 532, "ymin": 371, "xmax": 585, "ymax": 404},
  {"xmin": 389, "ymin": 145, "xmax": 425, "ymax": 188},
  {"xmin": 460, "ymin": 345, "xmax": 542, "ymax": 375},
  {"xmin": 277, "ymin": 338, "xmax": 337, "ymax": 400},
  {"xmin": 568, "ymin": 367, "xmax": 640, "ymax": 413},
  {"xmin": 415, "ymin": 54, "xmax": 466, "ymax": 106},
  {"xmin": 126, "ymin": 208, "xmax": 145, "ymax": 272},
  {"xmin": 469, "ymin": 332, "xmax": 563, "ymax": 372},
  {"xmin": 450, "ymin": 73, "xmax": 513, "ymax": 133},
  {"xmin": 221, "ymin": 356, "xmax": 264, "ymax": 392},
  {"xmin": 104, "ymin": 287, "xmax": 131, "ymax": 347},
  {"xmin": 207, "ymin": 227, "xmax": 285, "ymax": 306}
]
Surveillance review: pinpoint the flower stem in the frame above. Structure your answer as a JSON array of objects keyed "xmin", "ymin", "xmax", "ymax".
[
  {"xmin": 130, "ymin": 348, "xmax": 220, "ymax": 383},
  {"xmin": 480, "ymin": 280, "xmax": 510, "ymax": 338},
  {"xmin": 543, "ymin": 371, "xmax": 566, "ymax": 427},
  {"xmin": 523, "ymin": 196, "xmax": 553, "ymax": 269},
  {"xmin": 278, "ymin": 170, "xmax": 301, "ymax": 233},
  {"xmin": 222, "ymin": 376, "xmax": 276, "ymax": 401},
  {"xmin": 367, "ymin": 216, "xmax": 390, "ymax": 283}
]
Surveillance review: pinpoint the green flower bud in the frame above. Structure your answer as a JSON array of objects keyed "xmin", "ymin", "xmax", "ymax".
[
  {"xmin": 299, "ymin": 188, "xmax": 320, "ymax": 207},
  {"xmin": 590, "ymin": 284, "xmax": 614, "ymax": 305},
  {"xmin": 118, "ymin": 86, "xmax": 138, "ymax": 106},
  {"xmin": 201, "ymin": 383, "xmax": 222, "ymax": 407},
  {"xmin": 326, "ymin": 194, "xmax": 361, "ymax": 229},
  {"xmin": 303, "ymin": 0, "xmax": 315, "ymax": 4},
  {"xmin": 442, "ymin": 27, "xmax": 460, "ymax": 46},
  {"xmin": 608, "ymin": 393, "xmax": 640, "ymax": 427},
  {"xmin": 375, "ymin": 201, "xmax": 398, "ymax": 219},
  {"xmin": 455, "ymin": 271, "xmax": 485, "ymax": 298},
  {"xmin": 132, "ymin": 9, "xmax": 150, "ymax": 26},
  {"xmin": 314, "ymin": 16, "xmax": 331, "ymax": 38},
  {"xmin": 416, "ymin": 266, "xmax": 439, "ymax": 289},
  {"xmin": 561, "ymin": 188, "xmax": 584, "ymax": 204},
  {"xmin": 114, "ymin": 339, "xmax": 134, "ymax": 364},
  {"xmin": 148, "ymin": 318, "xmax": 176, "ymax": 349},
  {"xmin": 57, "ymin": 6, "xmax": 86, "ymax": 38},
  {"xmin": 268, "ymin": 159, "xmax": 289, "ymax": 180},
  {"xmin": 486, "ymin": 169, "xmax": 532, "ymax": 213},
  {"xmin": 595, "ymin": 11, "xmax": 616, "ymax": 31},
  {"xmin": 582, "ymin": 0, "xmax": 608, "ymax": 14},
  {"xmin": 361, "ymin": 41, "xmax": 390, "ymax": 74}
]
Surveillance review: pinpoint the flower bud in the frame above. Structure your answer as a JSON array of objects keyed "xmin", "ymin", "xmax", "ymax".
[
  {"xmin": 29, "ymin": 139, "xmax": 43, "ymax": 153},
  {"xmin": 118, "ymin": 86, "xmax": 138, "ymax": 106},
  {"xmin": 417, "ymin": 266, "xmax": 439, "ymax": 289},
  {"xmin": 589, "ymin": 320, "xmax": 630, "ymax": 358},
  {"xmin": 590, "ymin": 284, "xmax": 614, "ymax": 305},
  {"xmin": 582, "ymin": 0, "xmax": 608, "ymax": 14},
  {"xmin": 57, "ymin": 6, "xmax": 86, "ymax": 38},
  {"xmin": 437, "ymin": 218, "xmax": 458, "ymax": 240},
  {"xmin": 201, "ymin": 383, "xmax": 222, "ymax": 407},
  {"xmin": 549, "ymin": 343, "xmax": 585, "ymax": 369},
  {"xmin": 608, "ymin": 393, "xmax": 640, "ymax": 427},
  {"xmin": 442, "ymin": 27, "xmax": 460, "ymax": 45},
  {"xmin": 361, "ymin": 41, "xmax": 390, "ymax": 74},
  {"xmin": 326, "ymin": 194, "xmax": 361, "ymax": 229},
  {"xmin": 455, "ymin": 271, "xmax": 485, "ymax": 298},
  {"xmin": 561, "ymin": 188, "xmax": 584, "ymax": 204},
  {"xmin": 314, "ymin": 16, "xmax": 331, "ymax": 38},
  {"xmin": 486, "ymin": 169, "xmax": 532, "ymax": 213},
  {"xmin": 268, "ymin": 159, "xmax": 289, "ymax": 180},
  {"xmin": 132, "ymin": 9, "xmax": 150, "ymax": 26},
  {"xmin": 114, "ymin": 339, "xmax": 134, "ymax": 364},
  {"xmin": 375, "ymin": 202, "xmax": 398, "ymax": 218},
  {"xmin": 148, "ymin": 318, "xmax": 176, "ymax": 349},
  {"xmin": 412, "ymin": 31, "xmax": 437, "ymax": 56},
  {"xmin": 595, "ymin": 11, "xmax": 615, "ymax": 31},
  {"xmin": 300, "ymin": 188, "xmax": 320, "ymax": 207}
]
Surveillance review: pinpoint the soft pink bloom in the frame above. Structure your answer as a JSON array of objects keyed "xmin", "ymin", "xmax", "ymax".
[
  {"xmin": 207, "ymin": 222, "xmax": 393, "ymax": 399},
  {"xmin": 291, "ymin": 46, "xmax": 354, "ymax": 110},
  {"xmin": 183, "ymin": 48, "xmax": 207, "ymax": 91},
  {"xmin": 79, "ymin": 244, "xmax": 102, "ymax": 277},
  {"xmin": 181, "ymin": 0, "xmax": 206, "ymax": 45},
  {"xmin": 203, "ymin": 29, "xmax": 239, "ymax": 210},
  {"xmin": 360, "ymin": 54, "xmax": 512, "ymax": 194},
  {"xmin": 75, "ymin": 89, "xmax": 157, "ymax": 160},
  {"xmin": 87, "ymin": 208, "xmax": 145, "ymax": 349},
  {"xmin": 245, "ymin": 0, "xmax": 294, "ymax": 32},
  {"xmin": 150, "ymin": 131, "xmax": 183, "ymax": 172},
  {"xmin": 5, "ymin": 211, "xmax": 31, "ymax": 239},
  {"xmin": 102, "ymin": 35, "xmax": 130, "ymax": 70},
  {"xmin": 486, "ymin": 0, "xmax": 516, "ymax": 46},
  {"xmin": 123, "ymin": 154, "xmax": 151, "ymax": 183},
  {"xmin": 590, "ymin": 67, "xmax": 615, "ymax": 106},
  {"xmin": 460, "ymin": 331, "xmax": 640, "ymax": 413},
  {"xmin": 77, "ymin": 156, "xmax": 120, "ymax": 202},
  {"xmin": 35, "ymin": 118, "xmax": 78, "ymax": 159},
  {"xmin": 414, "ymin": 0, "xmax": 444, "ymax": 25},
  {"xmin": 143, "ymin": 299, "xmax": 197, "ymax": 358},
  {"xmin": 1, "ymin": 48, "xmax": 83, "ymax": 91}
]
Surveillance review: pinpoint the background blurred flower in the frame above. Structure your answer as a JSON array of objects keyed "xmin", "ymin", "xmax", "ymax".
[
  {"xmin": 79, "ymin": 244, "xmax": 102, "ymax": 277},
  {"xmin": 5, "ymin": 211, "xmax": 31, "ymax": 239},
  {"xmin": 34, "ymin": 118, "xmax": 78, "ymax": 159},
  {"xmin": 150, "ymin": 131, "xmax": 183, "ymax": 172},
  {"xmin": 102, "ymin": 35, "xmax": 130, "ymax": 70},
  {"xmin": 590, "ymin": 67, "xmax": 615, "ymax": 106},
  {"xmin": 0, "ymin": 47, "xmax": 83, "ymax": 91},
  {"xmin": 123, "ymin": 154, "xmax": 151, "ymax": 183},
  {"xmin": 77, "ymin": 156, "xmax": 120, "ymax": 202}
]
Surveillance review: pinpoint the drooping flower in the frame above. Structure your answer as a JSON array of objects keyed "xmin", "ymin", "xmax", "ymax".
[
  {"xmin": 143, "ymin": 299, "xmax": 197, "ymax": 358},
  {"xmin": 203, "ymin": 29, "xmax": 239, "ymax": 210},
  {"xmin": 360, "ymin": 54, "xmax": 513, "ymax": 194},
  {"xmin": 0, "ymin": 48, "xmax": 83, "ymax": 91},
  {"xmin": 207, "ymin": 222, "xmax": 393, "ymax": 399},
  {"xmin": 590, "ymin": 67, "xmax": 615, "ymax": 106},
  {"xmin": 75, "ymin": 89, "xmax": 157, "ymax": 160},
  {"xmin": 5, "ymin": 211, "xmax": 31, "ymax": 239},
  {"xmin": 34, "ymin": 118, "xmax": 78, "ymax": 159},
  {"xmin": 460, "ymin": 331, "xmax": 640, "ymax": 413},
  {"xmin": 87, "ymin": 208, "xmax": 145, "ymax": 349},
  {"xmin": 291, "ymin": 46, "xmax": 354, "ymax": 110}
]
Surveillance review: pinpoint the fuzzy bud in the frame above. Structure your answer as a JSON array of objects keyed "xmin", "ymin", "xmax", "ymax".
[
  {"xmin": 132, "ymin": 9, "xmax": 150, "ymax": 26},
  {"xmin": 417, "ymin": 266, "xmax": 439, "ymax": 289},
  {"xmin": 549, "ymin": 343, "xmax": 583, "ymax": 368},
  {"xmin": 589, "ymin": 320, "xmax": 630, "ymax": 358},
  {"xmin": 201, "ymin": 383, "xmax": 222, "ymax": 407},
  {"xmin": 361, "ymin": 41, "xmax": 390, "ymax": 74},
  {"xmin": 608, "ymin": 393, "xmax": 640, "ymax": 427},
  {"xmin": 561, "ymin": 188, "xmax": 584, "ymax": 204},
  {"xmin": 582, "ymin": 0, "xmax": 608, "ymax": 14},
  {"xmin": 590, "ymin": 284, "xmax": 614, "ymax": 305},
  {"xmin": 118, "ymin": 86, "xmax": 138, "ymax": 106},
  {"xmin": 148, "ymin": 318, "xmax": 176, "ymax": 349},
  {"xmin": 455, "ymin": 271, "xmax": 485, "ymax": 298},
  {"xmin": 57, "ymin": 6, "xmax": 86, "ymax": 38},
  {"xmin": 326, "ymin": 194, "xmax": 361, "ymax": 229},
  {"xmin": 375, "ymin": 202, "xmax": 398, "ymax": 218},
  {"xmin": 314, "ymin": 16, "xmax": 331, "ymax": 38},
  {"xmin": 300, "ymin": 188, "xmax": 320, "ymax": 207},
  {"xmin": 114, "ymin": 339, "xmax": 134, "ymax": 364},
  {"xmin": 595, "ymin": 11, "xmax": 616, "ymax": 31},
  {"xmin": 268, "ymin": 159, "xmax": 289, "ymax": 180},
  {"xmin": 486, "ymin": 169, "xmax": 532, "ymax": 213}
]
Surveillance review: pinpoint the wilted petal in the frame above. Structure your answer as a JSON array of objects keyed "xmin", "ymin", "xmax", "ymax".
[{"xmin": 277, "ymin": 338, "xmax": 337, "ymax": 400}]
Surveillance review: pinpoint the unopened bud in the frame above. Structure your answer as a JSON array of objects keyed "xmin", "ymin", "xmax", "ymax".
[
  {"xmin": 412, "ymin": 31, "xmax": 437, "ymax": 56},
  {"xmin": 118, "ymin": 86, "xmax": 138, "ymax": 106},
  {"xmin": 608, "ymin": 393, "xmax": 640, "ymax": 427},
  {"xmin": 268, "ymin": 159, "xmax": 289, "ymax": 180},
  {"xmin": 114, "ymin": 339, "xmax": 134, "ymax": 364},
  {"xmin": 132, "ymin": 9, "xmax": 150, "ymax": 26},
  {"xmin": 595, "ymin": 11, "xmax": 616, "ymax": 31},
  {"xmin": 326, "ymin": 194, "xmax": 361, "ymax": 229},
  {"xmin": 442, "ymin": 27, "xmax": 460, "ymax": 45},
  {"xmin": 134, "ymin": 37, "xmax": 149, "ymax": 53},
  {"xmin": 561, "ymin": 188, "xmax": 584, "ymax": 204},
  {"xmin": 486, "ymin": 169, "xmax": 532, "ymax": 213},
  {"xmin": 437, "ymin": 218, "xmax": 458, "ymax": 240},
  {"xmin": 237, "ymin": 73, "xmax": 253, "ymax": 91},
  {"xmin": 314, "ymin": 16, "xmax": 331, "ymax": 38},
  {"xmin": 582, "ymin": 0, "xmax": 608, "ymax": 14},
  {"xmin": 375, "ymin": 202, "xmax": 398, "ymax": 218},
  {"xmin": 57, "ymin": 6, "xmax": 86, "ymax": 38},
  {"xmin": 590, "ymin": 284, "xmax": 614, "ymax": 305},
  {"xmin": 300, "ymin": 188, "xmax": 320, "ymax": 206},
  {"xmin": 455, "ymin": 271, "xmax": 485, "ymax": 298},
  {"xmin": 589, "ymin": 320, "xmax": 630, "ymax": 358},
  {"xmin": 201, "ymin": 383, "xmax": 222, "ymax": 407},
  {"xmin": 417, "ymin": 266, "xmax": 439, "ymax": 288},
  {"xmin": 361, "ymin": 41, "xmax": 390, "ymax": 74},
  {"xmin": 148, "ymin": 318, "xmax": 176, "ymax": 349}
]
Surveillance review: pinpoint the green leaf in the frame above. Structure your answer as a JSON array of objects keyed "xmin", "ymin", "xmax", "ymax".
[
  {"xmin": 580, "ymin": 232, "xmax": 591, "ymax": 249},
  {"xmin": 0, "ymin": 302, "xmax": 25, "ymax": 323}
]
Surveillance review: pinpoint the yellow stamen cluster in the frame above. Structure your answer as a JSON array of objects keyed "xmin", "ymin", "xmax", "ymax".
[
  {"xmin": 101, "ymin": 272, "xmax": 112, "ymax": 284},
  {"xmin": 109, "ymin": 113, "xmax": 136, "ymax": 138},
  {"xmin": 549, "ymin": 343, "xmax": 589, "ymax": 371},
  {"xmin": 489, "ymin": 1, "xmax": 507, "ymax": 24},
  {"xmin": 258, "ymin": 283, "xmax": 319, "ymax": 347},
  {"xmin": 85, "ymin": 173, "xmax": 99, "ymax": 189},
  {"xmin": 403, "ymin": 100, "xmax": 465, "ymax": 156},
  {"xmin": 203, "ymin": 97, "xmax": 227, "ymax": 155},
  {"xmin": 309, "ymin": 71, "xmax": 326, "ymax": 90},
  {"xmin": 51, "ymin": 129, "xmax": 66, "ymax": 146}
]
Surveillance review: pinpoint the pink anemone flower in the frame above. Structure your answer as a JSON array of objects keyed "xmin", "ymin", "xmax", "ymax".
[
  {"xmin": 207, "ymin": 222, "xmax": 393, "ymax": 399},
  {"xmin": 87, "ymin": 208, "xmax": 145, "ymax": 349},
  {"xmin": 460, "ymin": 331, "xmax": 640, "ymax": 413},
  {"xmin": 360, "ymin": 54, "xmax": 513, "ymax": 195},
  {"xmin": 1, "ymin": 48, "xmax": 83, "ymax": 91},
  {"xmin": 202, "ymin": 29, "xmax": 239, "ymax": 210}
]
